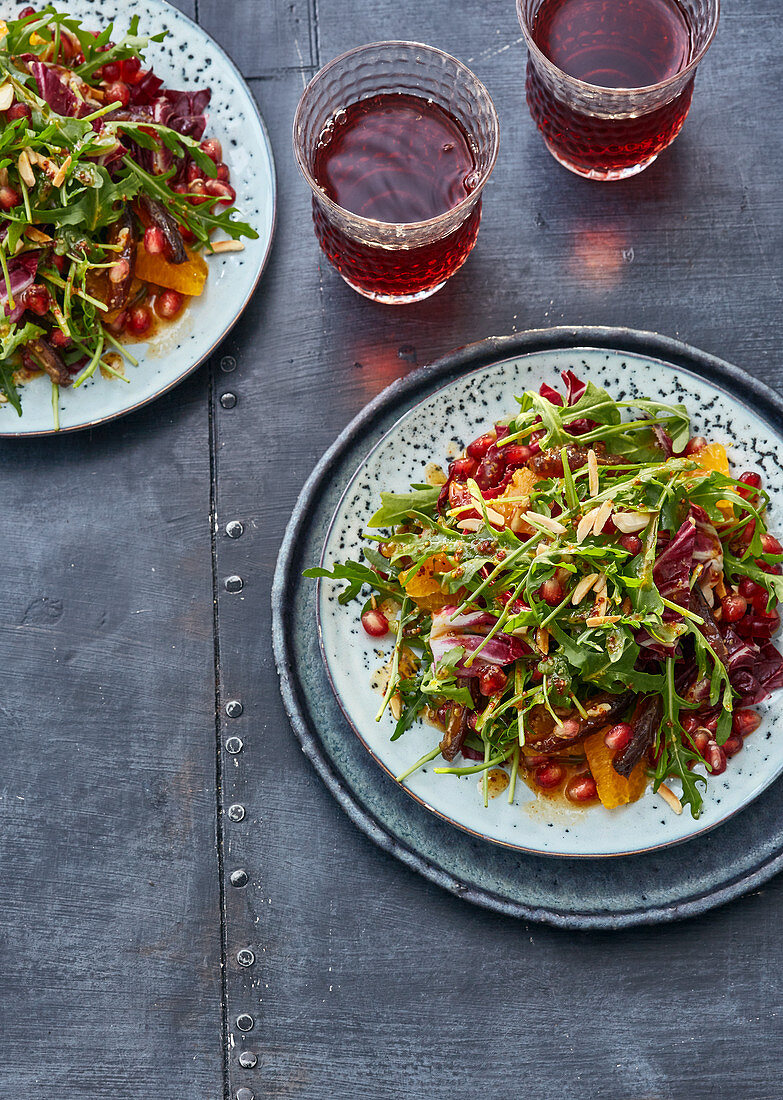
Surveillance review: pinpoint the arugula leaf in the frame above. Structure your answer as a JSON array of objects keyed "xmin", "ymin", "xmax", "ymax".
[{"xmin": 367, "ymin": 487, "xmax": 440, "ymax": 528}]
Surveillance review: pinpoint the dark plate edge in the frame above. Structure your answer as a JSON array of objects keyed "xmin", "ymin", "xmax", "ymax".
[
  {"xmin": 272, "ymin": 326, "xmax": 783, "ymax": 929},
  {"xmin": 0, "ymin": 0, "xmax": 277, "ymax": 439}
]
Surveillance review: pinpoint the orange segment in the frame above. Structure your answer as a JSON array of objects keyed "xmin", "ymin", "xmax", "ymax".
[
  {"xmin": 401, "ymin": 553, "xmax": 455, "ymax": 611},
  {"xmin": 584, "ymin": 729, "xmax": 648, "ymax": 809},
  {"xmin": 135, "ymin": 243, "xmax": 208, "ymax": 296},
  {"xmin": 691, "ymin": 442, "xmax": 733, "ymax": 516}
]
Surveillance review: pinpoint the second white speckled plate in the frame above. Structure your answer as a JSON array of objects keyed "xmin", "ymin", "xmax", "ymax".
[{"xmin": 317, "ymin": 346, "xmax": 783, "ymax": 857}]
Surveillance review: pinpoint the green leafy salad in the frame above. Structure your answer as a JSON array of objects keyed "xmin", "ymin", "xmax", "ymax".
[
  {"xmin": 308, "ymin": 372, "xmax": 783, "ymax": 819},
  {"xmin": 0, "ymin": 5, "xmax": 256, "ymax": 425}
]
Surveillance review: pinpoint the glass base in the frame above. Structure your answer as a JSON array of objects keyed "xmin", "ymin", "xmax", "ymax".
[
  {"xmin": 544, "ymin": 140, "xmax": 658, "ymax": 181},
  {"xmin": 339, "ymin": 275, "xmax": 447, "ymax": 305}
]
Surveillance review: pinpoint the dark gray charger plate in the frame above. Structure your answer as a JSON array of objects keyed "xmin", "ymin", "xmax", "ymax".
[{"xmin": 272, "ymin": 327, "xmax": 783, "ymax": 928}]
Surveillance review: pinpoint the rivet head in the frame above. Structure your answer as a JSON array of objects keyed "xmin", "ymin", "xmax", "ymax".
[
  {"xmin": 220, "ymin": 392, "xmax": 237, "ymax": 409},
  {"xmin": 220, "ymin": 355, "xmax": 237, "ymax": 372},
  {"xmin": 225, "ymin": 699, "xmax": 244, "ymax": 718},
  {"xmin": 236, "ymin": 1013, "xmax": 254, "ymax": 1032},
  {"xmin": 225, "ymin": 736, "xmax": 243, "ymax": 754},
  {"xmin": 236, "ymin": 1087, "xmax": 255, "ymax": 1100},
  {"xmin": 237, "ymin": 947, "xmax": 255, "ymax": 967},
  {"xmin": 230, "ymin": 868, "xmax": 249, "ymax": 888},
  {"xmin": 238, "ymin": 1051, "xmax": 257, "ymax": 1069},
  {"xmin": 225, "ymin": 520, "xmax": 244, "ymax": 539},
  {"xmin": 225, "ymin": 575, "xmax": 243, "ymax": 593},
  {"xmin": 227, "ymin": 803, "xmax": 245, "ymax": 822}
]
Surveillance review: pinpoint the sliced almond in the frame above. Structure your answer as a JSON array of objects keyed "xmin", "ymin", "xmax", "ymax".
[
  {"xmin": 0, "ymin": 83, "xmax": 14, "ymax": 112},
  {"xmin": 571, "ymin": 572, "xmax": 599, "ymax": 606},
  {"xmin": 52, "ymin": 154, "xmax": 72, "ymax": 188},
  {"xmin": 210, "ymin": 239, "xmax": 245, "ymax": 253},
  {"xmin": 485, "ymin": 506, "xmax": 505, "ymax": 527},
  {"xmin": 658, "ymin": 783, "xmax": 683, "ymax": 815},
  {"xmin": 612, "ymin": 511, "xmax": 650, "ymax": 534},
  {"xmin": 523, "ymin": 510, "xmax": 567, "ymax": 536},
  {"xmin": 458, "ymin": 518, "xmax": 483, "ymax": 533},
  {"xmin": 25, "ymin": 226, "xmax": 53, "ymax": 244},
  {"xmin": 592, "ymin": 498, "xmax": 614, "ymax": 535},
  {"xmin": 536, "ymin": 627, "xmax": 549, "ymax": 655},
  {"xmin": 389, "ymin": 692, "xmax": 402, "ymax": 721},
  {"xmin": 586, "ymin": 614, "xmax": 621, "ymax": 627},
  {"xmin": 587, "ymin": 449, "xmax": 599, "ymax": 498},
  {"xmin": 715, "ymin": 576, "xmax": 727, "ymax": 599},
  {"xmin": 17, "ymin": 149, "xmax": 35, "ymax": 188},
  {"xmin": 576, "ymin": 508, "xmax": 600, "ymax": 544}
]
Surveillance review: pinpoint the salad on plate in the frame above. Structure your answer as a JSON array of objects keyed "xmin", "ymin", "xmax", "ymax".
[
  {"xmin": 0, "ymin": 5, "xmax": 256, "ymax": 426},
  {"xmin": 309, "ymin": 373, "xmax": 783, "ymax": 821}
]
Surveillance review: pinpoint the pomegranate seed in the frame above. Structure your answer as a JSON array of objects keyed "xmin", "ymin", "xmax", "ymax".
[
  {"xmin": 619, "ymin": 534, "xmax": 643, "ymax": 556},
  {"xmin": 479, "ymin": 667, "xmax": 507, "ymax": 696},
  {"xmin": 200, "ymin": 138, "xmax": 223, "ymax": 163},
  {"xmin": 554, "ymin": 717, "xmax": 581, "ymax": 739},
  {"xmin": 733, "ymin": 709, "xmax": 761, "ymax": 737},
  {"xmin": 6, "ymin": 102, "xmax": 31, "ymax": 122},
  {"xmin": 435, "ymin": 703, "xmax": 451, "ymax": 726},
  {"xmin": 105, "ymin": 81, "xmax": 130, "ymax": 107},
  {"xmin": 188, "ymin": 179, "xmax": 208, "ymax": 204},
  {"xmin": 539, "ymin": 578, "xmax": 563, "ymax": 606},
  {"xmin": 21, "ymin": 284, "xmax": 50, "ymax": 315},
  {"xmin": 106, "ymin": 310, "xmax": 127, "ymax": 334},
  {"xmin": 467, "ymin": 432, "xmax": 496, "ymax": 460},
  {"xmin": 684, "ymin": 436, "xmax": 707, "ymax": 455},
  {"xmin": 143, "ymin": 226, "xmax": 166, "ymax": 255},
  {"xmin": 721, "ymin": 593, "xmax": 747, "ymax": 622},
  {"xmin": 604, "ymin": 722, "xmax": 633, "ymax": 751},
  {"xmin": 19, "ymin": 6, "xmax": 36, "ymax": 16},
  {"xmin": 738, "ymin": 577, "xmax": 766, "ymax": 601},
  {"xmin": 762, "ymin": 533, "xmax": 783, "ymax": 555},
  {"xmin": 705, "ymin": 741, "xmax": 727, "ymax": 775},
  {"xmin": 180, "ymin": 225, "xmax": 196, "ymax": 244},
  {"xmin": 565, "ymin": 774, "xmax": 598, "ymax": 803},
  {"xmin": 691, "ymin": 729, "xmax": 711, "ymax": 756},
  {"xmin": 503, "ymin": 444, "xmax": 533, "ymax": 466},
  {"xmin": 723, "ymin": 735, "xmax": 743, "ymax": 757},
  {"xmin": 203, "ymin": 179, "xmax": 236, "ymax": 204},
  {"xmin": 216, "ymin": 162, "xmax": 230, "ymax": 182},
  {"xmin": 154, "ymin": 290, "xmax": 184, "ymax": 320},
  {"xmin": 186, "ymin": 161, "xmax": 204, "ymax": 184},
  {"xmin": 120, "ymin": 57, "xmax": 141, "ymax": 81},
  {"xmin": 360, "ymin": 609, "xmax": 389, "ymax": 637},
  {"xmin": 50, "ymin": 329, "xmax": 70, "ymax": 348},
  {"xmin": 682, "ymin": 714, "xmax": 700, "ymax": 734},
  {"xmin": 449, "ymin": 456, "xmax": 478, "ymax": 481},
  {"xmin": 127, "ymin": 304, "xmax": 153, "ymax": 336},
  {"xmin": 534, "ymin": 762, "xmax": 565, "ymax": 789},
  {"xmin": 101, "ymin": 61, "xmax": 121, "ymax": 82},
  {"xmin": 0, "ymin": 186, "xmax": 21, "ymax": 211},
  {"xmin": 739, "ymin": 471, "xmax": 762, "ymax": 489}
]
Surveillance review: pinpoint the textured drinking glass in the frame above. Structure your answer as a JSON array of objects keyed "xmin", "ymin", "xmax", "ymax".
[
  {"xmin": 517, "ymin": 0, "xmax": 720, "ymax": 180},
  {"xmin": 293, "ymin": 42, "xmax": 499, "ymax": 304}
]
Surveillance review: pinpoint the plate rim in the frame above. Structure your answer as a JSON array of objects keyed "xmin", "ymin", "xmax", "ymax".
[
  {"xmin": 0, "ymin": 0, "xmax": 277, "ymax": 438},
  {"xmin": 272, "ymin": 326, "xmax": 783, "ymax": 927}
]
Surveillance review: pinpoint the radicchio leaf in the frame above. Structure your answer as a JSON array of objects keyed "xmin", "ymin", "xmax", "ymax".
[
  {"xmin": 1, "ymin": 253, "xmax": 38, "ymax": 322},
  {"xmin": 30, "ymin": 61, "xmax": 80, "ymax": 117}
]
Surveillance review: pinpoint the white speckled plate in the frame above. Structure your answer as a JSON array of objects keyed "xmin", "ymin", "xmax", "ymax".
[
  {"xmin": 317, "ymin": 347, "xmax": 783, "ymax": 858},
  {"xmin": 0, "ymin": 0, "xmax": 275, "ymax": 436}
]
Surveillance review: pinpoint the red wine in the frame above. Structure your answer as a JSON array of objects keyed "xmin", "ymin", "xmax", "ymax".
[
  {"xmin": 527, "ymin": 0, "xmax": 695, "ymax": 177},
  {"xmin": 311, "ymin": 93, "xmax": 480, "ymax": 299}
]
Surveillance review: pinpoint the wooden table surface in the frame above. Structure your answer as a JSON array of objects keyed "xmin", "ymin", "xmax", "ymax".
[{"xmin": 2, "ymin": 1, "xmax": 782, "ymax": 1098}]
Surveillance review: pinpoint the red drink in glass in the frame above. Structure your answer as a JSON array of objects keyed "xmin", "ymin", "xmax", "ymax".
[
  {"xmin": 293, "ymin": 42, "xmax": 499, "ymax": 304},
  {"xmin": 311, "ymin": 94, "xmax": 481, "ymax": 300},
  {"xmin": 517, "ymin": 0, "xmax": 719, "ymax": 179}
]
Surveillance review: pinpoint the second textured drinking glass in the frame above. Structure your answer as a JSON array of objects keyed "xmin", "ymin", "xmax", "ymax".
[
  {"xmin": 517, "ymin": 0, "xmax": 720, "ymax": 180},
  {"xmin": 293, "ymin": 42, "xmax": 499, "ymax": 304}
]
